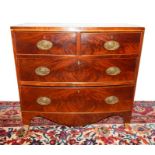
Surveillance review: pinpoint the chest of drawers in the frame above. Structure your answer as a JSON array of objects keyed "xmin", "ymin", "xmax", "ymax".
[{"xmin": 11, "ymin": 25, "xmax": 144, "ymax": 126}]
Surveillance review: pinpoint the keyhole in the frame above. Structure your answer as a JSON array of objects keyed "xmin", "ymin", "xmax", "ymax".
[
  {"xmin": 110, "ymin": 35, "xmax": 114, "ymax": 39},
  {"xmin": 77, "ymin": 90, "xmax": 80, "ymax": 94}
]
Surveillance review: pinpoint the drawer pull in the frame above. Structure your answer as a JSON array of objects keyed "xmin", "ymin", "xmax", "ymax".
[
  {"xmin": 77, "ymin": 60, "xmax": 81, "ymax": 66},
  {"xmin": 104, "ymin": 40, "xmax": 120, "ymax": 50},
  {"xmin": 105, "ymin": 96, "xmax": 119, "ymax": 104},
  {"xmin": 106, "ymin": 66, "xmax": 121, "ymax": 75},
  {"xmin": 35, "ymin": 66, "xmax": 50, "ymax": 76},
  {"xmin": 37, "ymin": 97, "xmax": 51, "ymax": 105},
  {"xmin": 37, "ymin": 40, "xmax": 53, "ymax": 50}
]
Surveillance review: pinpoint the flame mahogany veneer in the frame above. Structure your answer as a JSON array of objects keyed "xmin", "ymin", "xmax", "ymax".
[{"xmin": 11, "ymin": 25, "xmax": 144, "ymax": 126}]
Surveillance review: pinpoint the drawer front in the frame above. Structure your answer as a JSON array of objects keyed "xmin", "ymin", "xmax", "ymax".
[
  {"xmin": 20, "ymin": 86, "xmax": 134, "ymax": 112},
  {"xmin": 18, "ymin": 56, "xmax": 79, "ymax": 82},
  {"xmin": 18, "ymin": 56, "xmax": 137, "ymax": 83},
  {"xmin": 81, "ymin": 32, "xmax": 141, "ymax": 55},
  {"xmin": 13, "ymin": 32, "xmax": 76, "ymax": 55}
]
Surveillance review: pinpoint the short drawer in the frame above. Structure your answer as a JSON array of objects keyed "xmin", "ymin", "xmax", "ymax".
[
  {"xmin": 20, "ymin": 86, "xmax": 134, "ymax": 112},
  {"xmin": 12, "ymin": 32, "xmax": 76, "ymax": 55},
  {"xmin": 81, "ymin": 32, "xmax": 141, "ymax": 55},
  {"xmin": 18, "ymin": 56, "xmax": 137, "ymax": 83}
]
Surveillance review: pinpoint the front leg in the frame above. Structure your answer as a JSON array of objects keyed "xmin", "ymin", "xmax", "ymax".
[{"xmin": 17, "ymin": 125, "xmax": 30, "ymax": 138}]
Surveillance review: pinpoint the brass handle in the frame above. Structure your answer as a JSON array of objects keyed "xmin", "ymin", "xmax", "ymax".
[
  {"xmin": 35, "ymin": 66, "xmax": 50, "ymax": 76},
  {"xmin": 106, "ymin": 66, "xmax": 121, "ymax": 76},
  {"xmin": 104, "ymin": 40, "xmax": 120, "ymax": 50},
  {"xmin": 37, "ymin": 40, "xmax": 53, "ymax": 50},
  {"xmin": 77, "ymin": 60, "xmax": 81, "ymax": 65},
  {"xmin": 105, "ymin": 96, "xmax": 119, "ymax": 104},
  {"xmin": 37, "ymin": 97, "xmax": 51, "ymax": 105}
]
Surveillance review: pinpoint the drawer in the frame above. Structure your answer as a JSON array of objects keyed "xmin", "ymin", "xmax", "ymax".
[
  {"xmin": 17, "ymin": 56, "xmax": 137, "ymax": 83},
  {"xmin": 81, "ymin": 32, "xmax": 141, "ymax": 55},
  {"xmin": 12, "ymin": 32, "xmax": 76, "ymax": 55},
  {"xmin": 20, "ymin": 86, "xmax": 134, "ymax": 112}
]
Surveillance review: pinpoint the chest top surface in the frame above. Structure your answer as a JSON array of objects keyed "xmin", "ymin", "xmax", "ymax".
[{"xmin": 11, "ymin": 23, "xmax": 145, "ymax": 32}]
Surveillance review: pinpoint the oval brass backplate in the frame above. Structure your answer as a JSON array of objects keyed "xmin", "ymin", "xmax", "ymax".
[
  {"xmin": 105, "ymin": 96, "xmax": 119, "ymax": 104},
  {"xmin": 37, "ymin": 40, "xmax": 53, "ymax": 50},
  {"xmin": 37, "ymin": 97, "xmax": 51, "ymax": 106},
  {"xmin": 35, "ymin": 66, "xmax": 50, "ymax": 76},
  {"xmin": 104, "ymin": 40, "xmax": 120, "ymax": 50},
  {"xmin": 106, "ymin": 66, "xmax": 121, "ymax": 76}
]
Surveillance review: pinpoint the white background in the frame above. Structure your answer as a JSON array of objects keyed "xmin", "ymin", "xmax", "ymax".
[{"xmin": 0, "ymin": 0, "xmax": 154, "ymax": 101}]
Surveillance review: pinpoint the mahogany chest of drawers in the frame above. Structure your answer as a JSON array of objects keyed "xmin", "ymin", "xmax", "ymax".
[{"xmin": 11, "ymin": 25, "xmax": 144, "ymax": 126}]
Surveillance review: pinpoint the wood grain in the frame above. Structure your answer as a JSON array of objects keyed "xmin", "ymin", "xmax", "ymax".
[
  {"xmin": 19, "ymin": 81, "xmax": 135, "ymax": 87},
  {"xmin": 11, "ymin": 26, "xmax": 145, "ymax": 32},
  {"xmin": 17, "ymin": 56, "xmax": 137, "ymax": 83},
  {"xmin": 22, "ymin": 111, "xmax": 132, "ymax": 126},
  {"xmin": 20, "ymin": 85, "xmax": 134, "ymax": 112},
  {"xmin": 81, "ymin": 32, "xmax": 141, "ymax": 55},
  {"xmin": 12, "ymin": 32, "xmax": 77, "ymax": 55},
  {"xmin": 10, "ymin": 26, "xmax": 144, "ymax": 126}
]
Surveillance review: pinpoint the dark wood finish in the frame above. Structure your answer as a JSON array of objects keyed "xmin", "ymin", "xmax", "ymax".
[
  {"xmin": 131, "ymin": 31, "xmax": 145, "ymax": 110},
  {"xmin": 17, "ymin": 56, "xmax": 78, "ymax": 82},
  {"xmin": 11, "ymin": 25, "xmax": 145, "ymax": 126},
  {"xmin": 11, "ymin": 25, "xmax": 145, "ymax": 32},
  {"xmin": 81, "ymin": 32, "xmax": 141, "ymax": 55},
  {"xmin": 20, "ymin": 85, "xmax": 134, "ymax": 112},
  {"xmin": 17, "ymin": 56, "xmax": 137, "ymax": 83},
  {"xmin": 22, "ymin": 111, "xmax": 132, "ymax": 126},
  {"xmin": 12, "ymin": 32, "xmax": 77, "ymax": 55},
  {"xmin": 19, "ymin": 81, "xmax": 135, "ymax": 87},
  {"xmin": 78, "ymin": 56, "xmax": 137, "ymax": 82}
]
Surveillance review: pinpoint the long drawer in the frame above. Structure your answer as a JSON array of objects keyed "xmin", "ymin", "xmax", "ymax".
[
  {"xmin": 17, "ymin": 56, "xmax": 137, "ymax": 83},
  {"xmin": 20, "ymin": 85, "xmax": 135, "ymax": 112}
]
